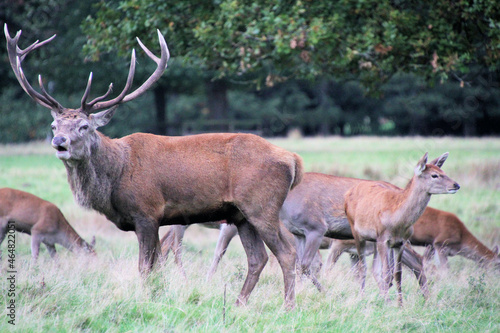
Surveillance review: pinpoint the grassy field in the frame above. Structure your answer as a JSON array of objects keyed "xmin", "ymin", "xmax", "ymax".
[{"xmin": 0, "ymin": 136, "xmax": 499, "ymax": 332}]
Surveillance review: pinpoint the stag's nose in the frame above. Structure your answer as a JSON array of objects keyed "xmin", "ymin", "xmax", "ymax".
[
  {"xmin": 51, "ymin": 135, "xmax": 68, "ymax": 150},
  {"xmin": 454, "ymin": 183, "xmax": 460, "ymax": 190}
]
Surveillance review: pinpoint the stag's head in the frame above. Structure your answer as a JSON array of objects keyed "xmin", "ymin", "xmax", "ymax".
[
  {"xmin": 4, "ymin": 24, "xmax": 169, "ymax": 161},
  {"xmin": 414, "ymin": 152, "xmax": 460, "ymax": 195}
]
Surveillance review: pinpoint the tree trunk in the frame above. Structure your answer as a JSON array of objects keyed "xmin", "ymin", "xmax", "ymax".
[
  {"xmin": 154, "ymin": 86, "xmax": 167, "ymax": 135},
  {"xmin": 206, "ymin": 79, "xmax": 229, "ymax": 131}
]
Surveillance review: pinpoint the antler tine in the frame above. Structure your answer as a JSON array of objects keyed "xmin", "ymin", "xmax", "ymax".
[
  {"xmin": 121, "ymin": 29, "xmax": 169, "ymax": 103},
  {"xmin": 81, "ymin": 72, "xmax": 116, "ymax": 114},
  {"xmin": 91, "ymin": 49, "xmax": 136, "ymax": 111},
  {"xmin": 86, "ymin": 83, "xmax": 114, "ymax": 109},
  {"xmin": 38, "ymin": 75, "xmax": 63, "ymax": 108},
  {"xmin": 89, "ymin": 29, "xmax": 169, "ymax": 112},
  {"xmin": 80, "ymin": 72, "xmax": 94, "ymax": 111},
  {"xmin": 4, "ymin": 24, "xmax": 63, "ymax": 111}
]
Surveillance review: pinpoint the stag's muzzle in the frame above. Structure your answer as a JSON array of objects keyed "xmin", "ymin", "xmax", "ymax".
[{"xmin": 51, "ymin": 135, "xmax": 71, "ymax": 160}]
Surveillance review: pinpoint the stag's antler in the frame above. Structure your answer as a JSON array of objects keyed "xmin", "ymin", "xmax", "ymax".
[
  {"xmin": 4, "ymin": 24, "xmax": 170, "ymax": 115},
  {"xmin": 4, "ymin": 24, "xmax": 61, "ymax": 110}
]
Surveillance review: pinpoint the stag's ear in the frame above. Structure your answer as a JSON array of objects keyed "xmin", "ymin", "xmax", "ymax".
[
  {"xmin": 429, "ymin": 152, "xmax": 449, "ymax": 168},
  {"xmin": 492, "ymin": 245, "xmax": 499, "ymax": 256},
  {"xmin": 89, "ymin": 106, "xmax": 118, "ymax": 128},
  {"xmin": 415, "ymin": 152, "xmax": 428, "ymax": 176}
]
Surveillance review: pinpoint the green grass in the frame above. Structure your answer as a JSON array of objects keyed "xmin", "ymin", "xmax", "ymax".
[{"xmin": 0, "ymin": 137, "xmax": 499, "ymax": 332}]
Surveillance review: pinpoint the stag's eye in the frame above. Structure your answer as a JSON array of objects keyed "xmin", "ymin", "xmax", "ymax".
[
  {"xmin": 431, "ymin": 174, "xmax": 439, "ymax": 178},
  {"xmin": 51, "ymin": 125, "xmax": 56, "ymax": 131},
  {"xmin": 79, "ymin": 124, "xmax": 89, "ymax": 131}
]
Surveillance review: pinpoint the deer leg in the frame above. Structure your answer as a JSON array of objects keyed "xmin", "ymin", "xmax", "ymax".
[
  {"xmin": 31, "ymin": 231, "xmax": 43, "ymax": 262},
  {"xmin": 44, "ymin": 243, "xmax": 57, "ymax": 259},
  {"xmin": 325, "ymin": 241, "xmax": 347, "ymax": 271},
  {"xmin": 160, "ymin": 227, "xmax": 175, "ymax": 259},
  {"xmin": 136, "ymin": 221, "xmax": 161, "ymax": 275},
  {"xmin": 234, "ymin": 221, "xmax": 268, "ymax": 307},
  {"xmin": 298, "ymin": 230, "xmax": 325, "ymax": 292},
  {"xmin": 435, "ymin": 245, "xmax": 450, "ymax": 270},
  {"xmin": 354, "ymin": 238, "xmax": 367, "ymax": 292},
  {"xmin": 207, "ymin": 223, "xmax": 238, "ymax": 281},
  {"xmin": 375, "ymin": 241, "xmax": 391, "ymax": 301},
  {"xmin": 171, "ymin": 225, "xmax": 187, "ymax": 276},
  {"xmin": 401, "ymin": 243, "xmax": 429, "ymax": 299},
  {"xmin": 423, "ymin": 245, "xmax": 436, "ymax": 269},
  {"xmin": 394, "ymin": 246, "xmax": 404, "ymax": 307},
  {"xmin": 258, "ymin": 222, "xmax": 296, "ymax": 310},
  {"xmin": 0, "ymin": 220, "xmax": 7, "ymax": 260}
]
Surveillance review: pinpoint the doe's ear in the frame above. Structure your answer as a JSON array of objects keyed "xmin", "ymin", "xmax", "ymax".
[
  {"xmin": 414, "ymin": 152, "xmax": 428, "ymax": 176},
  {"xmin": 429, "ymin": 152, "xmax": 449, "ymax": 168},
  {"xmin": 89, "ymin": 106, "xmax": 118, "ymax": 128}
]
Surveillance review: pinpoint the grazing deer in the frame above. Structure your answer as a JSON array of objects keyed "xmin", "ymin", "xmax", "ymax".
[
  {"xmin": 410, "ymin": 207, "xmax": 500, "ymax": 270},
  {"xmin": 345, "ymin": 152, "xmax": 460, "ymax": 305},
  {"xmin": 5, "ymin": 25, "xmax": 303, "ymax": 309},
  {"xmin": 0, "ymin": 188, "xmax": 95, "ymax": 260},
  {"xmin": 280, "ymin": 172, "xmax": 429, "ymax": 295}
]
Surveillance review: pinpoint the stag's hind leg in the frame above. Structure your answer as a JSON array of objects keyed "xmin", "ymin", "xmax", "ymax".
[
  {"xmin": 235, "ymin": 220, "xmax": 269, "ymax": 307},
  {"xmin": 256, "ymin": 221, "xmax": 296, "ymax": 310}
]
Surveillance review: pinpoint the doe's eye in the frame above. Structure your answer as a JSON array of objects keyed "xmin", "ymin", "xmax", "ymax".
[
  {"xmin": 80, "ymin": 125, "xmax": 89, "ymax": 131},
  {"xmin": 431, "ymin": 174, "xmax": 439, "ymax": 178},
  {"xmin": 51, "ymin": 125, "xmax": 56, "ymax": 131}
]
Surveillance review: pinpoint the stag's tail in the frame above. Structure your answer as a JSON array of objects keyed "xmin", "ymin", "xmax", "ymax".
[{"xmin": 290, "ymin": 153, "xmax": 304, "ymax": 190}]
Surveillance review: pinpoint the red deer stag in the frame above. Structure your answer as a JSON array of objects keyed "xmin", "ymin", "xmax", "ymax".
[
  {"xmin": 345, "ymin": 152, "xmax": 460, "ymax": 305},
  {"xmin": 4, "ymin": 25, "xmax": 302, "ymax": 309},
  {"xmin": 0, "ymin": 188, "xmax": 95, "ymax": 260}
]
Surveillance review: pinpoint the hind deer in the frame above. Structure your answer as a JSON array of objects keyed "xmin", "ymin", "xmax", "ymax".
[
  {"xmin": 345, "ymin": 152, "xmax": 460, "ymax": 306},
  {"xmin": 5, "ymin": 25, "xmax": 303, "ymax": 309},
  {"xmin": 0, "ymin": 188, "xmax": 95, "ymax": 260}
]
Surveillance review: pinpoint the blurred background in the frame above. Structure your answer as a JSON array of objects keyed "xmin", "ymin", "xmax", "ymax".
[{"xmin": 1, "ymin": 0, "xmax": 500, "ymax": 143}]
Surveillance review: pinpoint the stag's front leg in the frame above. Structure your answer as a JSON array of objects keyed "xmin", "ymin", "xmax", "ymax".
[
  {"xmin": 235, "ymin": 221, "xmax": 268, "ymax": 307},
  {"xmin": 135, "ymin": 220, "xmax": 161, "ymax": 275}
]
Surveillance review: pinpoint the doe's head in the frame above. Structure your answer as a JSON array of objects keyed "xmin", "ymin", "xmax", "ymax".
[{"xmin": 414, "ymin": 152, "xmax": 460, "ymax": 195}]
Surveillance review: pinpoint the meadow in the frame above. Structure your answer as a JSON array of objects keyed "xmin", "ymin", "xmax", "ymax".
[{"xmin": 0, "ymin": 136, "xmax": 499, "ymax": 332}]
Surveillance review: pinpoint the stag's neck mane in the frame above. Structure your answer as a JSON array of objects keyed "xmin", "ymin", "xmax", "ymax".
[
  {"xmin": 391, "ymin": 177, "xmax": 432, "ymax": 229},
  {"xmin": 63, "ymin": 131, "xmax": 126, "ymax": 218}
]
